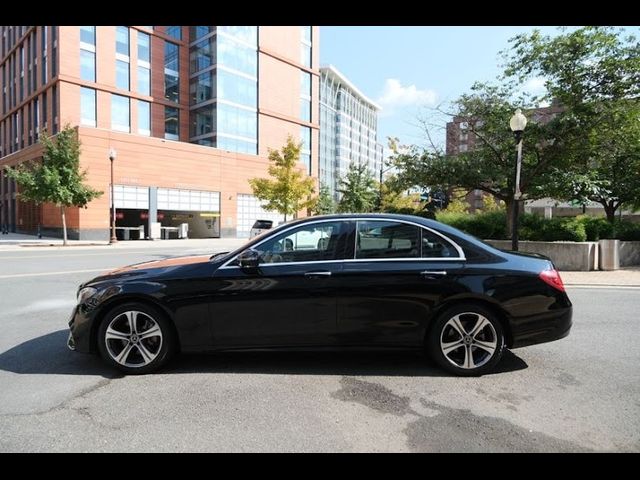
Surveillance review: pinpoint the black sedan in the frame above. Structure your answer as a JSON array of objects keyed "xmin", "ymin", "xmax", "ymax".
[{"xmin": 68, "ymin": 214, "xmax": 572, "ymax": 376}]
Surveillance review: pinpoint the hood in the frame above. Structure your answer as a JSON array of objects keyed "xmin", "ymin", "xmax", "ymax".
[
  {"xmin": 109, "ymin": 254, "xmax": 212, "ymax": 274},
  {"xmin": 83, "ymin": 255, "xmax": 213, "ymax": 287}
]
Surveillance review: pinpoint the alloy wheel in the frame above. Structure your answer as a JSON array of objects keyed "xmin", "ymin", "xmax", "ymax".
[
  {"xmin": 104, "ymin": 310, "xmax": 163, "ymax": 368},
  {"xmin": 439, "ymin": 312, "xmax": 498, "ymax": 370}
]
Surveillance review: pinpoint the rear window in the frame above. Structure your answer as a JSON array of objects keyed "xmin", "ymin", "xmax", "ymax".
[{"xmin": 252, "ymin": 220, "xmax": 273, "ymax": 230}]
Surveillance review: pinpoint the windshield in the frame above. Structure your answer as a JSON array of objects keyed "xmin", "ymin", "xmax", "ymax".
[{"xmin": 208, "ymin": 219, "xmax": 299, "ymax": 261}]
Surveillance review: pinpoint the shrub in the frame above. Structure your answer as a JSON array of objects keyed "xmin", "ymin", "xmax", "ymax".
[
  {"xmin": 539, "ymin": 217, "xmax": 587, "ymax": 242},
  {"xmin": 616, "ymin": 220, "xmax": 640, "ymax": 241}
]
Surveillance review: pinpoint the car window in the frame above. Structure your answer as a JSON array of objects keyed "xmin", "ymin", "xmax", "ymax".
[
  {"xmin": 356, "ymin": 221, "xmax": 420, "ymax": 259},
  {"xmin": 421, "ymin": 229, "xmax": 459, "ymax": 258},
  {"xmin": 255, "ymin": 221, "xmax": 345, "ymax": 264},
  {"xmin": 252, "ymin": 220, "xmax": 273, "ymax": 230}
]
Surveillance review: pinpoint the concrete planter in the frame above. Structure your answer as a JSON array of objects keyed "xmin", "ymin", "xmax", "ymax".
[
  {"xmin": 485, "ymin": 240, "xmax": 598, "ymax": 271},
  {"xmin": 599, "ymin": 239, "xmax": 620, "ymax": 271},
  {"xmin": 620, "ymin": 241, "xmax": 640, "ymax": 267}
]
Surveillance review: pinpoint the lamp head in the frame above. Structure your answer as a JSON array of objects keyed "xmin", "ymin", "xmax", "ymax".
[
  {"xmin": 509, "ymin": 108, "xmax": 527, "ymax": 133},
  {"xmin": 109, "ymin": 148, "xmax": 117, "ymax": 161}
]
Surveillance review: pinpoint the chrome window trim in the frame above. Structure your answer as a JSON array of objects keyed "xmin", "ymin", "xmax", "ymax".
[{"xmin": 218, "ymin": 217, "xmax": 466, "ymax": 270}]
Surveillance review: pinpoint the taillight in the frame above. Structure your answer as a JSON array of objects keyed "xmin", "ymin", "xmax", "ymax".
[{"xmin": 539, "ymin": 268, "xmax": 565, "ymax": 292}]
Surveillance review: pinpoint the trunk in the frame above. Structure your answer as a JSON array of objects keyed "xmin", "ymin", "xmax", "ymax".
[
  {"xmin": 603, "ymin": 202, "xmax": 617, "ymax": 224},
  {"xmin": 60, "ymin": 206, "xmax": 68, "ymax": 246}
]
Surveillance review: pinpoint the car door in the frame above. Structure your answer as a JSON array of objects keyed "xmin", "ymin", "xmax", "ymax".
[
  {"xmin": 337, "ymin": 219, "xmax": 466, "ymax": 347},
  {"xmin": 208, "ymin": 220, "xmax": 352, "ymax": 348}
]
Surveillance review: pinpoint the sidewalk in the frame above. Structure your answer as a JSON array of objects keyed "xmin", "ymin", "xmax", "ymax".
[
  {"xmin": 560, "ymin": 267, "xmax": 640, "ymax": 287},
  {"xmin": 0, "ymin": 232, "xmax": 245, "ymax": 252}
]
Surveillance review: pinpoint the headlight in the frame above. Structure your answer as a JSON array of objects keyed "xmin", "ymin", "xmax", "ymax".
[{"xmin": 77, "ymin": 287, "xmax": 98, "ymax": 304}]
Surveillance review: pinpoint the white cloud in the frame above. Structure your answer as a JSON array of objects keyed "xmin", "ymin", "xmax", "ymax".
[
  {"xmin": 523, "ymin": 77, "xmax": 546, "ymax": 96},
  {"xmin": 376, "ymin": 78, "xmax": 437, "ymax": 115}
]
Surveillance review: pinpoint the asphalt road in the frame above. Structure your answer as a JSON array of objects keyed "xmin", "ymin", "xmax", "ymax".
[{"xmin": 0, "ymin": 245, "xmax": 638, "ymax": 452}]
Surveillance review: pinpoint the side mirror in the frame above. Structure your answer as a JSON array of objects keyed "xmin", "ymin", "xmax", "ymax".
[{"xmin": 238, "ymin": 249, "xmax": 260, "ymax": 269}]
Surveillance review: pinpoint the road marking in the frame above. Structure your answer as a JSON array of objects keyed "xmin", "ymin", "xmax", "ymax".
[
  {"xmin": 0, "ymin": 250, "xmax": 169, "ymax": 260},
  {"xmin": 0, "ymin": 268, "xmax": 118, "ymax": 279}
]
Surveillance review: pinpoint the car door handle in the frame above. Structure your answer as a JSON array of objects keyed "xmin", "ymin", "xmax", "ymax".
[
  {"xmin": 420, "ymin": 270, "xmax": 447, "ymax": 277},
  {"xmin": 304, "ymin": 271, "xmax": 332, "ymax": 277}
]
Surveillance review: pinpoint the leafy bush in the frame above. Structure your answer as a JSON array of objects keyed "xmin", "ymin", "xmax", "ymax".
[
  {"xmin": 616, "ymin": 220, "xmax": 640, "ymax": 241},
  {"xmin": 437, "ymin": 210, "xmax": 640, "ymax": 242}
]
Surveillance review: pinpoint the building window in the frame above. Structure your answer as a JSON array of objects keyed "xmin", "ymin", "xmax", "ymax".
[
  {"xmin": 80, "ymin": 25, "xmax": 95, "ymax": 46},
  {"xmin": 80, "ymin": 49, "xmax": 96, "ymax": 82},
  {"xmin": 111, "ymin": 94, "xmax": 130, "ymax": 132},
  {"xmin": 217, "ymin": 68, "xmax": 257, "ymax": 107},
  {"xmin": 138, "ymin": 100, "xmax": 150, "ymax": 136},
  {"xmin": 190, "ymin": 105, "xmax": 214, "ymax": 138},
  {"xmin": 116, "ymin": 59, "xmax": 130, "ymax": 90},
  {"xmin": 216, "ymin": 33, "xmax": 257, "ymax": 77},
  {"xmin": 165, "ymin": 26, "xmax": 182, "ymax": 41},
  {"xmin": 190, "ymin": 26, "xmax": 213, "ymax": 41},
  {"xmin": 116, "ymin": 26, "xmax": 129, "ymax": 57},
  {"xmin": 300, "ymin": 126, "xmax": 311, "ymax": 175},
  {"xmin": 190, "ymin": 70, "xmax": 214, "ymax": 105},
  {"xmin": 137, "ymin": 31, "xmax": 150, "ymax": 63},
  {"xmin": 80, "ymin": 87, "xmax": 96, "ymax": 127},
  {"xmin": 301, "ymin": 26, "xmax": 312, "ymax": 68},
  {"xmin": 300, "ymin": 71, "xmax": 311, "ymax": 122},
  {"xmin": 459, "ymin": 144, "xmax": 468, "ymax": 153},
  {"xmin": 164, "ymin": 106, "xmax": 179, "ymax": 140},
  {"xmin": 164, "ymin": 41, "xmax": 179, "ymax": 103},
  {"xmin": 137, "ymin": 66, "xmax": 150, "ymax": 96},
  {"xmin": 189, "ymin": 38, "xmax": 213, "ymax": 74},
  {"xmin": 52, "ymin": 84, "xmax": 58, "ymax": 133}
]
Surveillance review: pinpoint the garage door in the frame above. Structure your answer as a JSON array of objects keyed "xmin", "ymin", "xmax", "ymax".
[
  {"xmin": 113, "ymin": 185, "xmax": 149, "ymax": 209},
  {"xmin": 236, "ymin": 194, "xmax": 284, "ymax": 238},
  {"xmin": 157, "ymin": 188, "xmax": 220, "ymax": 212}
]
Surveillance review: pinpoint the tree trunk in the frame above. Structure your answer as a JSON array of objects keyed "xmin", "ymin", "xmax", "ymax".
[
  {"xmin": 603, "ymin": 202, "xmax": 617, "ymax": 224},
  {"xmin": 60, "ymin": 206, "xmax": 68, "ymax": 246}
]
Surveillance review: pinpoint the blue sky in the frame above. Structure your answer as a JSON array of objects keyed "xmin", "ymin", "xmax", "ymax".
[{"xmin": 318, "ymin": 26, "xmax": 636, "ymax": 154}]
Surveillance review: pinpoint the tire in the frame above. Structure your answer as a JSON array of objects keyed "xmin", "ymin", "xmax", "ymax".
[
  {"xmin": 97, "ymin": 302, "xmax": 175, "ymax": 375},
  {"xmin": 427, "ymin": 304, "xmax": 505, "ymax": 376}
]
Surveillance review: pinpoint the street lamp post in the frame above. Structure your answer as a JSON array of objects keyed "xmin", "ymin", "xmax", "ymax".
[
  {"xmin": 109, "ymin": 148, "xmax": 118, "ymax": 244},
  {"xmin": 509, "ymin": 108, "xmax": 527, "ymax": 251}
]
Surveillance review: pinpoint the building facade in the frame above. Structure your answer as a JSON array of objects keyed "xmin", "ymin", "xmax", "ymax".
[
  {"xmin": 0, "ymin": 26, "xmax": 319, "ymax": 239},
  {"xmin": 319, "ymin": 65, "xmax": 383, "ymax": 202}
]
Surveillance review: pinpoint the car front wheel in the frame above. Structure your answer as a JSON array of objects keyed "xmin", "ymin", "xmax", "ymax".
[
  {"xmin": 97, "ymin": 302, "xmax": 175, "ymax": 374},
  {"xmin": 427, "ymin": 304, "xmax": 505, "ymax": 376}
]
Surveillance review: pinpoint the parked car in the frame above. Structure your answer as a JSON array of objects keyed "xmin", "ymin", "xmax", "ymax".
[
  {"xmin": 68, "ymin": 214, "xmax": 572, "ymax": 376},
  {"xmin": 249, "ymin": 219, "xmax": 274, "ymax": 239}
]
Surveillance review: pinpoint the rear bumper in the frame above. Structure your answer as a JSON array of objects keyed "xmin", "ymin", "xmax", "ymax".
[{"xmin": 510, "ymin": 306, "xmax": 572, "ymax": 349}]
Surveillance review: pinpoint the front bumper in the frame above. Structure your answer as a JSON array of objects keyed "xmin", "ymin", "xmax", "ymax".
[{"xmin": 68, "ymin": 304, "xmax": 95, "ymax": 353}]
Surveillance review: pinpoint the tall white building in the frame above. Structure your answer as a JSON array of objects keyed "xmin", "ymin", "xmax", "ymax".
[{"xmin": 320, "ymin": 65, "xmax": 384, "ymax": 201}]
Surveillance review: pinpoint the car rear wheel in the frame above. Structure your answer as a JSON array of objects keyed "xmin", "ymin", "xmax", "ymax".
[
  {"xmin": 427, "ymin": 304, "xmax": 505, "ymax": 376},
  {"xmin": 97, "ymin": 302, "xmax": 175, "ymax": 375}
]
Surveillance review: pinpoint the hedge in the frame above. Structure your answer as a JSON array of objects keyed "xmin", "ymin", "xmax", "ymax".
[{"xmin": 436, "ymin": 210, "xmax": 640, "ymax": 242}]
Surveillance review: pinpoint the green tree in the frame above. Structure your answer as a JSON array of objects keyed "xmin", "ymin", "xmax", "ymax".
[
  {"xmin": 391, "ymin": 82, "xmax": 562, "ymax": 235},
  {"xmin": 4, "ymin": 125, "xmax": 103, "ymax": 245},
  {"xmin": 379, "ymin": 178, "xmax": 426, "ymax": 214},
  {"xmin": 503, "ymin": 26, "xmax": 640, "ymax": 222},
  {"xmin": 249, "ymin": 135, "xmax": 316, "ymax": 221},
  {"xmin": 313, "ymin": 184, "xmax": 335, "ymax": 215},
  {"xmin": 337, "ymin": 161, "xmax": 377, "ymax": 213}
]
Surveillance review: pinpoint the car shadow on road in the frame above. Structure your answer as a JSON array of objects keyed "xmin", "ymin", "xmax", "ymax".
[
  {"xmin": 0, "ymin": 329, "xmax": 529, "ymax": 378},
  {"xmin": 0, "ymin": 330, "xmax": 120, "ymax": 378},
  {"xmin": 167, "ymin": 349, "xmax": 528, "ymax": 377}
]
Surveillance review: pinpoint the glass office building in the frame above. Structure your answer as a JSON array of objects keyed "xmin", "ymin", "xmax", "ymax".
[{"xmin": 320, "ymin": 65, "xmax": 384, "ymax": 201}]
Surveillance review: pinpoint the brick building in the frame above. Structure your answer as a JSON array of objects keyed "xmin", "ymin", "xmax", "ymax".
[{"xmin": 0, "ymin": 26, "xmax": 319, "ymax": 239}]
